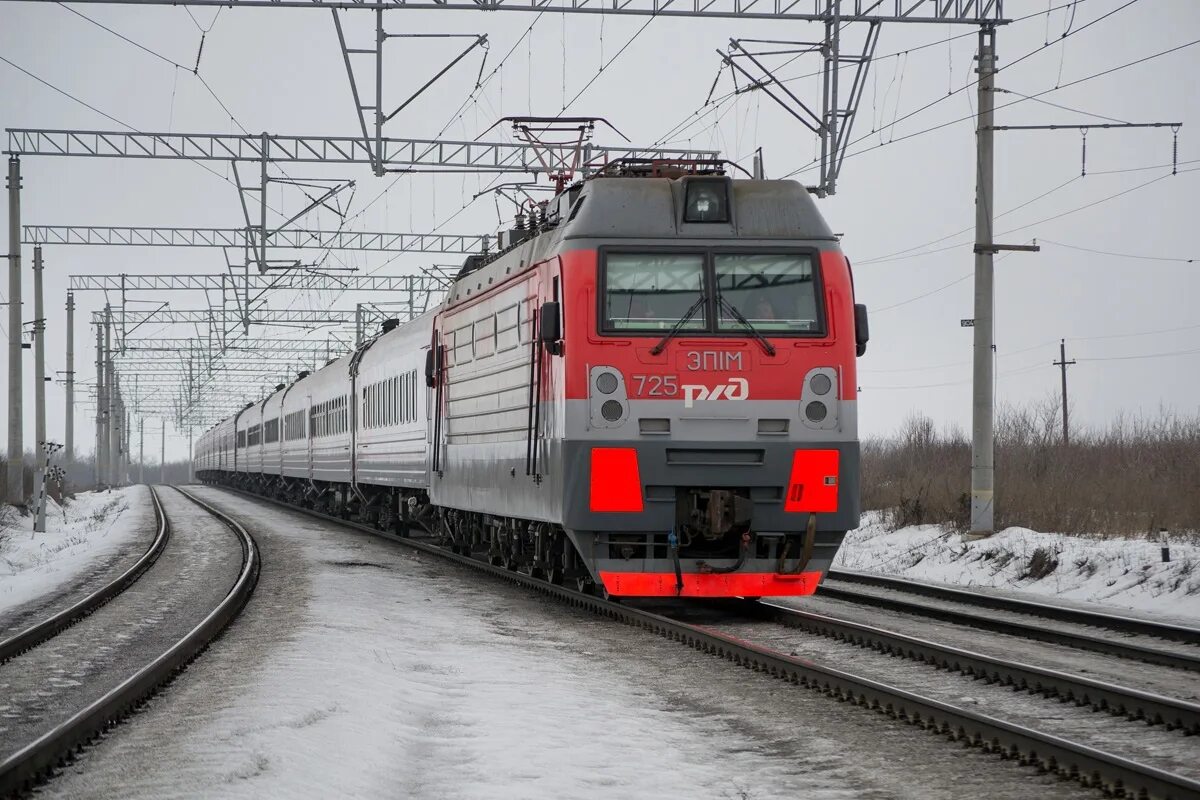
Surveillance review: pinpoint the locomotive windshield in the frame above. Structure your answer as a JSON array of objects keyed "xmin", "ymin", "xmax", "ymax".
[
  {"xmin": 714, "ymin": 254, "xmax": 819, "ymax": 333},
  {"xmin": 603, "ymin": 251, "xmax": 821, "ymax": 335},
  {"xmin": 604, "ymin": 253, "xmax": 708, "ymax": 331}
]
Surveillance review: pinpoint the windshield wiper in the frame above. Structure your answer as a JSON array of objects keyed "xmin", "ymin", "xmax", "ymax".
[
  {"xmin": 718, "ymin": 295, "xmax": 776, "ymax": 356},
  {"xmin": 650, "ymin": 296, "xmax": 706, "ymax": 355}
]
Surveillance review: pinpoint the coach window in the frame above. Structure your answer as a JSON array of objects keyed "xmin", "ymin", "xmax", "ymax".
[
  {"xmin": 604, "ymin": 253, "xmax": 706, "ymax": 331},
  {"xmin": 714, "ymin": 254, "xmax": 822, "ymax": 334}
]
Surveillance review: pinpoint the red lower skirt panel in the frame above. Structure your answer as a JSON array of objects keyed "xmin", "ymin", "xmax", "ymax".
[{"xmin": 598, "ymin": 571, "xmax": 822, "ymax": 598}]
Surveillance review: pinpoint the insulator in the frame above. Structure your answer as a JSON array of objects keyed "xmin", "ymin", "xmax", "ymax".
[
  {"xmin": 515, "ymin": 213, "xmax": 525, "ymax": 231},
  {"xmin": 1080, "ymin": 127, "xmax": 1087, "ymax": 178},
  {"xmin": 1172, "ymin": 125, "xmax": 1180, "ymax": 176}
]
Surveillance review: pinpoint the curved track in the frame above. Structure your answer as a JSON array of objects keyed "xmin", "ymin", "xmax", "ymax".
[
  {"xmin": 0, "ymin": 487, "xmax": 260, "ymax": 797},
  {"xmin": 818, "ymin": 574, "xmax": 1200, "ymax": 672},
  {"xmin": 213, "ymin": 486, "xmax": 1200, "ymax": 800},
  {"xmin": 0, "ymin": 489, "xmax": 170, "ymax": 665}
]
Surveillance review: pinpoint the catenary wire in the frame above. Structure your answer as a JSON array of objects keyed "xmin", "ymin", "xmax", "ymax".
[{"xmin": 784, "ymin": 35, "xmax": 1199, "ymax": 180}]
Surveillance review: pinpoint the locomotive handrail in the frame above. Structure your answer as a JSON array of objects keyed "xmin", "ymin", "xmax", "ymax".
[{"xmin": 524, "ymin": 309, "xmax": 540, "ymax": 477}]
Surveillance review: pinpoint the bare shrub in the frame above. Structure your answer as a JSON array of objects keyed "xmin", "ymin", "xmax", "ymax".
[
  {"xmin": 1020, "ymin": 546, "xmax": 1059, "ymax": 580},
  {"xmin": 862, "ymin": 403, "xmax": 1200, "ymax": 537}
]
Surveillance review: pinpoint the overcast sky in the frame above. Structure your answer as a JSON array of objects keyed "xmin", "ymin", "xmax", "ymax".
[{"xmin": 1, "ymin": 0, "xmax": 1197, "ymax": 462}]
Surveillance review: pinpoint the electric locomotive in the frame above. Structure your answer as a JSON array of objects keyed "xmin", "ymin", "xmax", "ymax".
[{"xmin": 196, "ymin": 160, "xmax": 868, "ymax": 599}]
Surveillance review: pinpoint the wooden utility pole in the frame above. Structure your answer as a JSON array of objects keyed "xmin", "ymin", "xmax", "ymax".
[{"xmin": 1053, "ymin": 339, "xmax": 1076, "ymax": 445}]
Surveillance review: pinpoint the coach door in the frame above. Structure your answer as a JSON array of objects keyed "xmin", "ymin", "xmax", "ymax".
[{"xmin": 306, "ymin": 395, "xmax": 314, "ymax": 482}]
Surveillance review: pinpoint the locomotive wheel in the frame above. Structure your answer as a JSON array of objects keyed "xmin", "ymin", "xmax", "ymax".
[{"xmin": 501, "ymin": 546, "xmax": 519, "ymax": 571}]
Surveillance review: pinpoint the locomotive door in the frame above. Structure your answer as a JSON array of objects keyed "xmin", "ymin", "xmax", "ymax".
[
  {"xmin": 525, "ymin": 261, "xmax": 560, "ymax": 482},
  {"xmin": 429, "ymin": 328, "xmax": 446, "ymax": 477}
]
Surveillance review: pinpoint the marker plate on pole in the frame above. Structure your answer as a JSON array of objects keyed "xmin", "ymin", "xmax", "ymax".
[{"xmin": 961, "ymin": 319, "xmax": 975, "ymax": 327}]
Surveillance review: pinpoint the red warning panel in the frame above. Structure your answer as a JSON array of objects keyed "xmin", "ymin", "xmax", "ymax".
[
  {"xmin": 783, "ymin": 449, "xmax": 840, "ymax": 513},
  {"xmin": 589, "ymin": 447, "xmax": 645, "ymax": 512}
]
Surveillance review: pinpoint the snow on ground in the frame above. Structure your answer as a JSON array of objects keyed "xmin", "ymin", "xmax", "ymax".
[
  {"xmin": 0, "ymin": 486, "xmax": 148, "ymax": 615},
  {"xmin": 835, "ymin": 511, "xmax": 1200, "ymax": 621},
  {"xmin": 51, "ymin": 489, "xmax": 1093, "ymax": 800}
]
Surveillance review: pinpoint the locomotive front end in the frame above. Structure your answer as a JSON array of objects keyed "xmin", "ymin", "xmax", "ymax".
[{"xmin": 559, "ymin": 168, "xmax": 866, "ymax": 597}]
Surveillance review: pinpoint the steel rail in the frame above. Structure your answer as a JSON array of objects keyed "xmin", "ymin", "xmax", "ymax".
[
  {"xmin": 210, "ymin": 485, "xmax": 1200, "ymax": 800},
  {"xmin": 728, "ymin": 599, "xmax": 1200, "ymax": 734},
  {"xmin": 0, "ymin": 488, "xmax": 170, "ymax": 664},
  {"xmin": 0, "ymin": 486, "xmax": 260, "ymax": 797},
  {"xmin": 816, "ymin": 581, "xmax": 1200, "ymax": 673},
  {"xmin": 828, "ymin": 569, "xmax": 1200, "ymax": 646}
]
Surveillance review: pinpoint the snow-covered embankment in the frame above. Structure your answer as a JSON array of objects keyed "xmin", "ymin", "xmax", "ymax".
[{"xmin": 835, "ymin": 511, "xmax": 1200, "ymax": 621}]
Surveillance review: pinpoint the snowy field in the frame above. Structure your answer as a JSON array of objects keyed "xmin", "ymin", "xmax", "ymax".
[
  {"xmin": 0, "ymin": 486, "xmax": 148, "ymax": 615},
  {"xmin": 835, "ymin": 511, "xmax": 1200, "ymax": 621}
]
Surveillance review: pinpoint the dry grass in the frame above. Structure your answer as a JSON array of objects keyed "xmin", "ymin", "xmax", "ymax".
[{"xmin": 862, "ymin": 400, "xmax": 1200, "ymax": 538}]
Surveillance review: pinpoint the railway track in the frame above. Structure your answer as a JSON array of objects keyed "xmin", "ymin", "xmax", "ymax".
[
  {"xmin": 0, "ymin": 486, "xmax": 260, "ymax": 797},
  {"xmin": 818, "ymin": 572, "xmax": 1200, "ymax": 673},
  {"xmin": 826, "ymin": 569, "xmax": 1200, "ymax": 645},
  {"xmin": 213, "ymin": 485, "xmax": 1200, "ymax": 800},
  {"xmin": 0, "ymin": 488, "xmax": 171, "ymax": 665},
  {"xmin": 720, "ymin": 599, "xmax": 1200, "ymax": 733}
]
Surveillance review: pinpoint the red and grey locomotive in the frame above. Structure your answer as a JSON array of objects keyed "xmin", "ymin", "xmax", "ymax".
[{"xmin": 195, "ymin": 160, "xmax": 869, "ymax": 598}]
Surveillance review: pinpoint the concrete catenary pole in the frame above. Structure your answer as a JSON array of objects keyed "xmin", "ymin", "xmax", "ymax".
[
  {"xmin": 969, "ymin": 25, "xmax": 997, "ymax": 535},
  {"xmin": 6, "ymin": 156, "xmax": 23, "ymax": 504},
  {"xmin": 104, "ymin": 307, "xmax": 116, "ymax": 485},
  {"xmin": 32, "ymin": 246, "xmax": 45, "ymax": 504},
  {"xmin": 160, "ymin": 418, "xmax": 165, "ymax": 485},
  {"xmin": 95, "ymin": 319, "xmax": 105, "ymax": 485},
  {"xmin": 139, "ymin": 414, "xmax": 144, "ymax": 485},
  {"xmin": 109, "ymin": 372, "xmax": 120, "ymax": 486},
  {"xmin": 65, "ymin": 292, "xmax": 74, "ymax": 463}
]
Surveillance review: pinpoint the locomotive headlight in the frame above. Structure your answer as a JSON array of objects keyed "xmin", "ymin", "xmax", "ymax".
[
  {"xmin": 590, "ymin": 366, "xmax": 629, "ymax": 428},
  {"xmin": 595, "ymin": 372, "xmax": 619, "ymax": 395},
  {"xmin": 684, "ymin": 179, "xmax": 729, "ymax": 223},
  {"xmin": 809, "ymin": 373, "xmax": 832, "ymax": 396},
  {"xmin": 800, "ymin": 367, "xmax": 838, "ymax": 430}
]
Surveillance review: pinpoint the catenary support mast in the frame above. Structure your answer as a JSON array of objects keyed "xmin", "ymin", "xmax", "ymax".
[
  {"xmin": 94, "ymin": 319, "xmax": 104, "ymax": 485},
  {"xmin": 970, "ymin": 25, "xmax": 997, "ymax": 535},
  {"xmin": 65, "ymin": 292, "xmax": 74, "ymax": 463},
  {"xmin": 32, "ymin": 246, "xmax": 45, "ymax": 500},
  {"xmin": 6, "ymin": 156, "xmax": 22, "ymax": 503}
]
